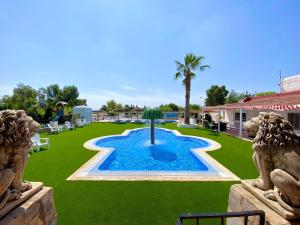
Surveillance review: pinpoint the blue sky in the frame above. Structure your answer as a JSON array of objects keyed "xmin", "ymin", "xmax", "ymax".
[{"xmin": 0, "ymin": 1, "xmax": 299, "ymax": 109}]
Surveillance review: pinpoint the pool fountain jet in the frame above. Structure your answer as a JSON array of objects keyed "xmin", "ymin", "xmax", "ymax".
[{"xmin": 142, "ymin": 108, "xmax": 163, "ymax": 144}]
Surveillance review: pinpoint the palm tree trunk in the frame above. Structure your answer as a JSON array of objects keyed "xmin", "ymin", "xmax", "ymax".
[
  {"xmin": 184, "ymin": 77, "xmax": 191, "ymax": 124},
  {"xmin": 151, "ymin": 119, "xmax": 155, "ymax": 144}
]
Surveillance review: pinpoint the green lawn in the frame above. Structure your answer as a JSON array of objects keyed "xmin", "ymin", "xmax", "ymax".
[{"xmin": 24, "ymin": 123, "xmax": 257, "ymax": 225}]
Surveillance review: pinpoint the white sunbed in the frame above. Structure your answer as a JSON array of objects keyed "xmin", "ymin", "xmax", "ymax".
[
  {"xmin": 31, "ymin": 133, "xmax": 50, "ymax": 152},
  {"xmin": 65, "ymin": 121, "xmax": 75, "ymax": 130},
  {"xmin": 47, "ymin": 123, "xmax": 62, "ymax": 134},
  {"xmin": 82, "ymin": 118, "xmax": 91, "ymax": 125},
  {"xmin": 76, "ymin": 118, "xmax": 85, "ymax": 127}
]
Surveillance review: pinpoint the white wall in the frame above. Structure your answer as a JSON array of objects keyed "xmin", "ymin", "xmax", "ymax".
[
  {"xmin": 224, "ymin": 109, "xmax": 286, "ymax": 123},
  {"xmin": 205, "ymin": 108, "xmax": 299, "ymax": 136},
  {"xmin": 207, "ymin": 110, "xmax": 298, "ymax": 126}
]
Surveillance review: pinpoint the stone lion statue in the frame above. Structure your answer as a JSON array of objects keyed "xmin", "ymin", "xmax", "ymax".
[
  {"xmin": 243, "ymin": 112, "xmax": 267, "ymax": 137},
  {"xmin": 0, "ymin": 110, "xmax": 39, "ymax": 208},
  {"xmin": 244, "ymin": 112, "xmax": 300, "ymax": 214}
]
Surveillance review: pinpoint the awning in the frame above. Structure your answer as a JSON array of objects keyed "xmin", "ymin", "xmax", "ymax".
[
  {"xmin": 203, "ymin": 104, "xmax": 300, "ymax": 112},
  {"xmin": 242, "ymin": 104, "xmax": 300, "ymax": 111}
]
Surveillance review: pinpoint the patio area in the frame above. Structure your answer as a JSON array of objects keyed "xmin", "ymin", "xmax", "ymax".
[{"xmin": 223, "ymin": 128, "xmax": 253, "ymax": 141}]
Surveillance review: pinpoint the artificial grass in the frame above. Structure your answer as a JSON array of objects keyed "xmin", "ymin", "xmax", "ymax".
[{"xmin": 24, "ymin": 123, "xmax": 258, "ymax": 225}]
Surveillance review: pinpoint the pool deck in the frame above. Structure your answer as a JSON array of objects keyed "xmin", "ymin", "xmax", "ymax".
[{"xmin": 67, "ymin": 128, "xmax": 240, "ymax": 181}]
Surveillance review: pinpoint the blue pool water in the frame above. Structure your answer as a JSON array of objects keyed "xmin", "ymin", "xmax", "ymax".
[{"xmin": 91, "ymin": 128, "xmax": 217, "ymax": 172}]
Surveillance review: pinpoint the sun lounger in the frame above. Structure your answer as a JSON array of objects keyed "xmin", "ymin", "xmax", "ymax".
[
  {"xmin": 76, "ymin": 119, "xmax": 84, "ymax": 127},
  {"xmin": 47, "ymin": 123, "xmax": 62, "ymax": 134},
  {"xmin": 65, "ymin": 121, "xmax": 75, "ymax": 130},
  {"xmin": 31, "ymin": 133, "xmax": 50, "ymax": 152}
]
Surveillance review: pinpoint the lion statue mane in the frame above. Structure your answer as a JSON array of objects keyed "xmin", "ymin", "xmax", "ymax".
[
  {"xmin": 244, "ymin": 112, "xmax": 300, "ymax": 214},
  {"xmin": 0, "ymin": 110, "xmax": 39, "ymax": 208}
]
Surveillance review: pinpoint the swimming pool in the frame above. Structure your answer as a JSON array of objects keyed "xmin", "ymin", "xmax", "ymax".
[{"xmin": 68, "ymin": 128, "xmax": 240, "ymax": 181}]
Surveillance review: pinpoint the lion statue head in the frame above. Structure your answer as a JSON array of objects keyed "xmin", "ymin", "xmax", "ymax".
[
  {"xmin": 0, "ymin": 110, "xmax": 39, "ymax": 150},
  {"xmin": 243, "ymin": 112, "xmax": 266, "ymax": 137},
  {"xmin": 251, "ymin": 112, "xmax": 298, "ymax": 152}
]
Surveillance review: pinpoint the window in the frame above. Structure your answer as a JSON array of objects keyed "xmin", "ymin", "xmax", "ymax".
[
  {"xmin": 288, "ymin": 113, "xmax": 300, "ymax": 130},
  {"xmin": 234, "ymin": 112, "xmax": 246, "ymax": 122}
]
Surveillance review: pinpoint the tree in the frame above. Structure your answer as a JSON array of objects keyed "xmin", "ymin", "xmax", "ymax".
[
  {"xmin": 115, "ymin": 103, "xmax": 123, "ymax": 112},
  {"xmin": 61, "ymin": 85, "xmax": 79, "ymax": 107},
  {"xmin": 159, "ymin": 103, "xmax": 180, "ymax": 112},
  {"xmin": 178, "ymin": 106, "xmax": 184, "ymax": 111},
  {"xmin": 0, "ymin": 95, "xmax": 13, "ymax": 110},
  {"xmin": 175, "ymin": 53, "xmax": 209, "ymax": 124},
  {"xmin": 76, "ymin": 98, "xmax": 87, "ymax": 106},
  {"xmin": 100, "ymin": 105, "xmax": 107, "ymax": 112},
  {"xmin": 37, "ymin": 88, "xmax": 47, "ymax": 108},
  {"xmin": 256, "ymin": 91, "xmax": 276, "ymax": 96},
  {"xmin": 106, "ymin": 100, "xmax": 117, "ymax": 113},
  {"xmin": 39, "ymin": 84, "xmax": 86, "ymax": 108},
  {"xmin": 115, "ymin": 103, "xmax": 123, "ymax": 120},
  {"xmin": 168, "ymin": 103, "xmax": 179, "ymax": 112},
  {"xmin": 238, "ymin": 91, "xmax": 254, "ymax": 101},
  {"xmin": 11, "ymin": 83, "xmax": 38, "ymax": 110},
  {"xmin": 0, "ymin": 83, "xmax": 85, "ymax": 120},
  {"xmin": 159, "ymin": 104, "xmax": 172, "ymax": 112},
  {"xmin": 1, "ymin": 83, "xmax": 39, "ymax": 117},
  {"xmin": 124, "ymin": 104, "xmax": 131, "ymax": 112},
  {"xmin": 189, "ymin": 104, "xmax": 201, "ymax": 111},
  {"xmin": 43, "ymin": 84, "xmax": 62, "ymax": 107},
  {"xmin": 226, "ymin": 90, "xmax": 254, "ymax": 103},
  {"xmin": 205, "ymin": 85, "xmax": 229, "ymax": 106},
  {"xmin": 43, "ymin": 107, "xmax": 53, "ymax": 120},
  {"xmin": 226, "ymin": 90, "xmax": 241, "ymax": 103}
]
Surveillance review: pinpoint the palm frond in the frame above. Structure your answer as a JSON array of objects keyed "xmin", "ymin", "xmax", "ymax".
[
  {"xmin": 174, "ymin": 71, "xmax": 182, "ymax": 80},
  {"xmin": 175, "ymin": 60, "xmax": 185, "ymax": 72},
  {"xmin": 184, "ymin": 53, "xmax": 193, "ymax": 66},
  {"xmin": 191, "ymin": 56, "xmax": 205, "ymax": 69},
  {"xmin": 175, "ymin": 60, "xmax": 182, "ymax": 66},
  {"xmin": 191, "ymin": 60, "xmax": 200, "ymax": 70},
  {"xmin": 185, "ymin": 53, "xmax": 203, "ymax": 70},
  {"xmin": 200, "ymin": 64, "xmax": 210, "ymax": 71},
  {"xmin": 190, "ymin": 72, "xmax": 196, "ymax": 79}
]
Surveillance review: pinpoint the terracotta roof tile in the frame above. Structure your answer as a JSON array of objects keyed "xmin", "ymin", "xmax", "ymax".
[{"xmin": 204, "ymin": 91, "xmax": 300, "ymax": 112}]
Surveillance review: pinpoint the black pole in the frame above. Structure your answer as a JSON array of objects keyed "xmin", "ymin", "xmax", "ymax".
[{"xmin": 151, "ymin": 119, "xmax": 155, "ymax": 144}]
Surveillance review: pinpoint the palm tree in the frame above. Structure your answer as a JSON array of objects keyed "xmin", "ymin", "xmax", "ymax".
[
  {"xmin": 115, "ymin": 103, "xmax": 123, "ymax": 121},
  {"xmin": 175, "ymin": 53, "xmax": 209, "ymax": 125}
]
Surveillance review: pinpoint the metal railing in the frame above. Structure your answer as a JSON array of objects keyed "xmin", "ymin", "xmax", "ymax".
[{"xmin": 176, "ymin": 210, "xmax": 265, "ymax": 225}]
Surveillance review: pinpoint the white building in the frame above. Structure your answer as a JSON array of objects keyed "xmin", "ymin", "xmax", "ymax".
[{"xmin": 203, "ymin": 76, "xmax": 300, "ymax": 137}]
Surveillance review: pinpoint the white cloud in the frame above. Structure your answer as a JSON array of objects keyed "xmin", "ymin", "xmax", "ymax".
[{"xmin": 121, "ymin": 85, "xmax": 138, "ymax": 91}]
